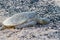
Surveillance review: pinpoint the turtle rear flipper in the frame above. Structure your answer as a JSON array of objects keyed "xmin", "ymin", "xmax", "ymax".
[{"xmin": 1, "ymin": 25, "xmax": 15, "ymax": 30}]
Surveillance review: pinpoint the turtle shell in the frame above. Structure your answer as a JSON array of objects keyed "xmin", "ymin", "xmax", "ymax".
[{"xmin": 3, "ymin": 11, "xmax": 37, "ymax": 26}]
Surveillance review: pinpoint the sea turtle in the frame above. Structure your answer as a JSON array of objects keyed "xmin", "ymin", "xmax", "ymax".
[{"xmin": 2, "ymin": 11, "xmax": 50, "ymax": 30}]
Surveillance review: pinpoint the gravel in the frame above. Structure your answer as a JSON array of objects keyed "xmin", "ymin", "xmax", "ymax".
[{"xmin": 0, "ymin": 0, "xmax": 60, "ymax": 40}]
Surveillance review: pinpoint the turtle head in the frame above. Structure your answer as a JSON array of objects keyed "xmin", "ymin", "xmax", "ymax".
[{"xmin": 36, "ymin": 17, "xmax": 50, "ymax": 24}]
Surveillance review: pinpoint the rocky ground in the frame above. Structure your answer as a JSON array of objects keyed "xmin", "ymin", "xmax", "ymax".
[{"xmin": 0, "ymin": 0, "xmax": 60, "ymax": 40}]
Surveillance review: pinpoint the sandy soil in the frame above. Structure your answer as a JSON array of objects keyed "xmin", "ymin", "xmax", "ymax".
[{"xmin": 0, "ymin": 0, "xmax": 60, "ymax": 40}]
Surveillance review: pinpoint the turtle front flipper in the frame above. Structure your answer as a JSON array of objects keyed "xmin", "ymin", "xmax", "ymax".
[{"xmin": 15, "ymin": 21, "xmax": 37, "ymax": 29}]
